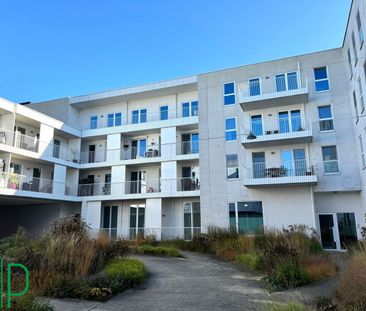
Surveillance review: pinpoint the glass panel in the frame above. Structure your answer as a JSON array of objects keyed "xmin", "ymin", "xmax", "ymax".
[
  {"xmin": 139, "ymin": 139, "xmax": 147, "ymax": 157},
  {"xmin": 281, "ymin": 150, "xmax": 293, "ymax": 176},
  {"xmin": 224, "ymin": 94, "xmax": 235, "ymax": 105},
  {"xmin": 138, "ymin": 207, "xmax": 145, "ymax": 228},
  {"xmin": 132, "ymin": 110, "xmax": 139, "ymax": 124},
  {"xmin": 191, "ymin": 101, "xmax": 198, "ymax": 116},
  {"xmin": 53, "ymin": 139, "xmax": 60, "ymax": 158},
  {"xmin": 322, "ymin": 146, "xmax": 337, "ymax": 160},
  {"xmin": 319, "ymin": 214, "xmax": 336, "ymax": 249},
  {"xmin": 226, "ymin": 118, "xmax": 236, "ymax": 130},
  {"xmin": 107, "ymin": 114, "xmax": 114, "ymax": 127},
  {"xmin": 102, "ymin": 206, "xmax": 110, "ymax": 228},
  {"xmin": 251, "ymin": 115, "xmax": 263, "ymax": 136},
  {"xmin": 287, "ymin": 72, "xmax": 298, "ymax": 90},
  {"xmin": 115, "ymin": 113, "xmax": 122, "ymax": 126},
  {"xmin": 314, "ymin": 67, "xmax": 328, "ymax": 80},
  {"xmin": 229, "ymin": 203, "xmax": 236, "ymax": 232},
  {"xmin": 237, "ymin": 202, "xmax": 263, "ymax": 234},
  {"xmin": 226, "ymin": 154, "xmax": 239, "ymax": 179},
  {"xmin": 182, "ymin": 103, "xmax": 190, "ymax": 117},
  {"xmin": 111, "ymin": 206, "xmax": 118, "ymax": 228},
  {"xmin": 90, "ymin": 116, "xmax": 97, "ymax": 129},
  {"xmin": 291, "ymin": 110, "xmax": 302, "ymax": 131},
  {"xmin": 315, "ymin": 80, "xmax": 330, "ymax": 92},
  {"xmin": 252, "ymin": 152, "xmax": 265, "ymax": 178},
  {"xmin": 129, "ymin": 206, "xmax": 137, "ymax": 239},
  {"xmin": 140, "ymin": 109, "xmax": 147, "ymax": 123},
  {"xmin": 160, "ymin": 106, "xmax": 168, "ymax": 120},
  {"xmin": 318, "ymin": 106, "xmax": 332, "ymax": 119},
  {"xmin": 293, "ymin": 149, "xmax": 306, "ymax": 176},
  {"xmin": 279, "ymin": 112, "xmax": 290, "ymax": 133},
  {"xmin": 191, "ymin": 133, "xmax": 199, "ymax": 154},
  {"xmin": 184, "ymin": 203, "xmax": 192, "ymax": 240},
  {"xmin": 276, "ymin": 74, "xmax": 286, "ymax": 92},
  {"xmin": 249, "ymin": 78, "xmax": 260, "ymax": 96},
  {"xmin": 224, "ymin": 82, "xmax": 234, "ymax": 95},
  {"xmin": 337, "ymin": 213, "xmax": 358, "ymax": 249},
  {"xmin": 192, "ymin": 202, "xmax": 201, "ymax": 228}
]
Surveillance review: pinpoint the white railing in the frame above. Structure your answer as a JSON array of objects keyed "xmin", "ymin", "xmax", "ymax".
[
  {"xmin": 245, "ymin": 160, "xmax": 315, "ymax": 179},
  {"xmin": 124, "ymin": 179, "xmax": 161, "ymax": 194},
  {"xmin": 85, "ymin": 108, "xmax": 199, "ymax": 130},
  {"xmin": 79, "ymin": 150, "xmax": 107, "ymax": 164},
  {"xmin": 14, "ymin": 132, "xmax": 40, "ymax": 152},
  {"xmin": 176, "ymin": 141, "xmax": 200, "ymax": 155},
  {"xmin": 0, "ymin": 128, "xmax": 15, "ymax": 147},
  {"xmin": 77, "ymin": 182, "xmax": 112, "ymax": 196},
  {"xmin": 121, "ymin": 145, "xmax": 160, "ymax": 160},
  {"xmin": 176, "ymin": 177, "xmax": 200, "ymax": 191},
  {"xmin": 0, "ymin": 172, "xmax": 54, "ymax": 194},
  {"xmin": 89, "ymin": 227, "xmax": 202, "ymax": 240},
  {"xmin": 238, "ymin": 73, "xmax": 308, "ymax": 101}
]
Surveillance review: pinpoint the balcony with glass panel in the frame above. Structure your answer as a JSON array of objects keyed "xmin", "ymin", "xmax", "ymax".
[
  {"xmin": 241, "ymin": 112, "xmax": 313, "ymax": 148},
  {"xmin": 237, "ymin": 72, "xmax": 308, "ymax": 111}
]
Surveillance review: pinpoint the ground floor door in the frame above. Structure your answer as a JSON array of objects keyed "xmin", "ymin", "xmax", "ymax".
[
  {"xmin": 130, "ymin": 171, "xmax": 147, "ymax": 193},
  {"xmin": 318, "ymin": 213, "xmax": 358, "ymax": 250},
  {"xmin": 130, "ymin": 204, "xmax": 145, "ymax": 239},
  {"xmin": 102, "ymin": 206, "xmax": 118, "ymax": 238},
  {"xmin": 183, "ymin": 202, "xmax": 201, "ymax": 240}
]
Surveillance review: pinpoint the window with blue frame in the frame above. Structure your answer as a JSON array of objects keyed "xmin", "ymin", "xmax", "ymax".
[
  {"xmin": 250, "ymin": 115, "xmax": 263, "ymax": 136},
  {"xmin": 225, "ymin": 118, "xmax": 237, "ymax": 141},
  {"xmin": 191, "ymin": 133, "xmax": 199, "ymax": 154},
  {"xmin": 115, "ymin": 112, "xmax": 122, "ymax": 126},
  {"xmin": 182, "ymin": 101, "xmax": 198, "ymax": 117},
  {"xmin": 224, "ymin": 82, "xmax": 235, "ymax": 105},
  {"xmin": 132, "ymin": 109, "xmax": 147, "ymax": 124},
  {"xmin": 249, "ymin": 78, "xmax": 261, "ymax": 96},
  {"xmin": 160, "ymin": 106, "xmax": 168, "ymax": 120},
  {"xmin": 107, "ymin": 114, "xmax": 114, "ymax": 127},
  {"xmin": 139, "ymin": 139, "xmax": 147, "ymax": 157},
  {"xmin": 182, "ymin": 102, "xmax": 190, "ymax": 117},
  {"xmin": 314, "ymin": 67, "xmax": 330, "ymax": 92},
  {"xmin": 191, "ymin": 101, "xmax": 198, "ymax": 116},
  {"xmin": 90, "ymin": 116, "xmax": 98, "ymax": 129}
]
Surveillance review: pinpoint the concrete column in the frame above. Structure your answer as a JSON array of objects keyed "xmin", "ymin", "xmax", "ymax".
[
  {"xmin": 53, "ymin": 164, "xmax": 67, "ymax": 196},
  {"xmin": 82, "ymin": 200, "xmax": 102, "ymax": 231},
  {"xmin": 161, "ymin": 127, "xmax": 176, "ymax": 160},
  {"xmin": 161, "ymin": 161, "xmax": 177, "ymax": 194},
  {"xmin": 107, "ymin": 133, "xmax": 121, "ymax": 162},
  {"xmin": 39, "ymin": 123, "xmax": 54, "ymax": 157},
  {"xmin": 111, "ymin": 165, "xmax": 126, "ymax": 195},
  {"xmin": 145, "ymin": 198, "xmax": 162, "ymax": 240}
]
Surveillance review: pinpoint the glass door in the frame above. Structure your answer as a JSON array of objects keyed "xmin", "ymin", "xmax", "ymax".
[
  {"xmin": 251, "ymin": 115, "xmax": 263, "ymax": 136},
  {"xmin": 293, "ymin": 149, "xmax": 306, "ymax": 176},
  {"xmin": 319, "ymin": 214, "xmax": 337, "ymax": 249},
  {"xmin": 102, "ymin": 206, "xmax": 118, "ymax": 238},
  {"xmin": 181, "ymin": 134, "xmax": 191, "ymax": 154},
  {"xmin": 184, "ymin": 202, "xmax": 201, "ymax": 240},
  {"xmin": 191, "ymin": 133, "xmax": 199, "ymax": 154},
  {"xmin": 252, "ymin": 152, "xmax": 265, "ymax": 178},
  {"xmin": 281, "ymin": 150, "xmax": 293, "ymax": 176},
  {"xmin": 337, "ymin": 213, "xmax": 357, "ymax": 249},
  {"xmin": 278, "ymin": 112, "xmax": 290, "ymax": 133},
  {"xmin": 290, "ymin": 110, "xmax": 302, "ymax": 132},
  {"xmin": 138, "ymin": 139, "xmax": 147, "ymax": 157},
  {"xmin": 130, "ymin": 204, "xmax": 145, "ymax": 239}
]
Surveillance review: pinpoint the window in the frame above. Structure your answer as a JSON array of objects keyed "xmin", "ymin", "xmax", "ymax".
[
  {"xmin": 318, "ymin": 105, "xmax": 334, "ymax": 131},
  {"xmin": 183, "ymin": 202, "xmax": 201, "ymax": 240},
  {"xmin": 182, "ymin": 101, "xmax": 199, "ymax": 117},
  {"xmin": 226, "ymin": 154, "xmax": 239, "ymax": 179},
  {"xmin": 107, "ymin": 113, "xmax": 122, "ymax": 127},
  {"xmin": 90, "ymin": 116, "xmax": 98, "ymax": 129},
  {"xmin": 251, "ymin": 115, "xmax": 263, "ymax": 136},
  {"xmin": 322, "ymin": 146, "xmax": 339, "ymax": 174},
  {"xmin": 249, "ymin": 78, "xmax": 260, "ymax": 96},
  {"xmin": 353, "ymin": 91, "xmax": 359, "ymax": 123},
  {"xmin": 225, "ymin": 118, "xmax": 237, "ymax": 141},
  {"xmin": 53, "ymin": 139, "xmax": 61, "ymax": 158},
  {"xmin": 357, "ymin": 11, "xmax": 364, "ymax": 46},
  {"xmin": 352, "ymin": 32, "xmax": 358, "ymax": 65},
  {"xmin": 224, "ymin": 82, "xmax": 235, "ymax": 105},
  {"xmin": 229, "ymin": 202, "xmax": 263, "ymax": 234},
  {"xmin": 279, "ymin": 110, "xmax": 302, "ymax": 133},
  {"xmin": 160, "ymin": 106, "xmax": 168, "ymax": 120},
  {"xmin": 314, "ymin": 67, "xmax": 330, "ymax": 92},
  {"xmin": 359, "ymin": 135, "xmax": 366, "ymax": 168},
  {"xmin": 358, "ymin": 77, "xmax": 365, "ymax": 113},
  {"xmin": 276, "ymin": 72, "xmax": 298, "ymax": 92},
  {"xmin": 347, "ymin": 49, "xmax": 353, "ymax": 78},
  {"xmin": 132, "ymin": 109, "xmax": 147, "ymax": 124}
]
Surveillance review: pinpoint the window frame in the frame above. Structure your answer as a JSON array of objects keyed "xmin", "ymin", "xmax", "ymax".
[
  {"xmin": 314, "ymin": 66, "xmax": 330, "ymax": 93},
  {"xmin": 248, "ymin": 77, "xmax": 261, "ymax": 96},
  {"xmin": 160, "ymin": 105, "xmax": 169, "ymax": 121},
  {"xmin": 322, "ymin": 145, "xmax": 340, "ymax": 175},
  {"xmin": 225, "ymin": 117, "xmax": 238, "ymax": 142},
  {"xmin": 223, "ymin": 82, "xmax": 236, "ymax": 106},
  {"xmin": 317, "ymin": 105, "xmax": 335, "ymax": 132},
  {"xmin": 182, "ymin": 101, "xmax": 199, "ymax": 117},
  {"xmin": 226, "ymin": 153, "xmax": 240, "ymax": 180},
  {"xmin": 131, "ymin": 108, "xmax": 148, "ymax": 124},
  {"xmin": 90, "ymin": 115, "xmax": 98, "ymax": 129}
]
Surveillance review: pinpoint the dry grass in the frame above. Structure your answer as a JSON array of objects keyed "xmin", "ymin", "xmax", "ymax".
[{"xmin": 303, "ymin": 255, "xmax": 335, "ymax": 282}]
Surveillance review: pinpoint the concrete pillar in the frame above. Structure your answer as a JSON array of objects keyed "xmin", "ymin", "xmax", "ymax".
[
  {"xmin": 53, "ymin": 164, "xmax": 67, "ymax": 196},
  {"xmin": 145, "ymin": 198, "xmax": 162, "ymax": 240},
  {"xmin": 107, "ymin": 133, "xmax": 121, "ymax": 162},
  {"xmin": 39, "ymin": 123, "xmax": 54, "ymax": 157},
  {"xmin": 161, "ymin": 127, "xmax": 176, "ymax": 160},
  {"xmin": 161, "ymin": 161, "xmax": 177, "ymax": 194},
  {"xmin": 82, "ymin": 200, "xmax": 102, "ymax": 231},
  {"xmin": 111, "ymin": 165, "xmax": 126, "ymax": 195}
]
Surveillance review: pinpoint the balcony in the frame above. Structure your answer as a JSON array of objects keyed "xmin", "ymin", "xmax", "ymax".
[
  {"xmin": 0, "ymin": 172, "xmax": 54, "ymax": 194},
  {"xmin": 242, "ymin": 117, "xmax": 313, "ymax": 148},
  {"xmin": 244, "ymin": 161, "xmax": 317, "ymax": 187},
  {"xmin": 176, "ymin": 141, "xmax": 199, "ymax": 157},
  {"xmin": 237, "ymin": 73, "xmax": 308, "ymax": 111},
  {"xmin": 176, "ymin": 177, "xmax": 200, "ymax": 191}
]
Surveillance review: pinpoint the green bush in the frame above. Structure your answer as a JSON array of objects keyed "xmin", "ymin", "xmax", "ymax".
[
  {"xmin": 105, "ymin": 258, "xmax": 147, "ymax": 287},
  {"xmin": 138, "ymin": 245, "xmax": 181, "ymax": 257},
  {"xmin": 268, "ymin": 301, "xmax": 308, "ymax": 311},
  {"xmin": 2, "ymin": 294, "xmax": 54, "ymax": 311},
  {"xmin": 235, "ymin": 253, "xmax": 259, "ymax": 270},
  {"xmin": 264, "ymin": 261, "xmax": 310, "ymax": 291}
]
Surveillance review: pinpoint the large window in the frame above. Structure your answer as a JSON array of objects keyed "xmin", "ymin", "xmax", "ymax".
[
  {"xmin": 132, "ymin": 109, "xmax": 147, "ymax": 124},
  {"xmin": 358, "ymin": 77, "xmax": 365, "ymax": 113},
  {"xmin": 314, "ymin": 67, "xmax": 330, "ymax": 92},
  {"xmin": 160, "ymin": 106, "xmax": 168, "ymax": 120},
  {"xmin": 229, "ymin": 202, "xmax": 263, "ymax": 234},
  {"xmin": 224, "ymin": 82, "xmax": 235, "ymax": 105},
  {"xmin": 107, "ymin": 112, "xmax": 122, "ymax": 127},
  {"xmin": 226, "ymin": 154, "xmax": 239, "ymax": 179},
  {"xmin": 184, "ymin": 202, "xmax": 201, "ymax": 240},
  {"xmin": 250, "ymin": 115, "xmax": 263, "ymax": 136},
  {"xmin": 318, "ymin": 105, "xmax": 334, "ymax": 131},
  {"xmin": 275, "ymin": 72, "xmax": 298, "ymax": 92},
  {"xmin": 182, "ymin": 101, "xmax": 199, "ymax": 117},
  {"xmin": 357, "ymin": 11, "xmax": 364, "ymax": 47},
  {"xmin": 90, "ymin": 116, "xmax": 98, "ymax": 129},
  {"xmin": 225, "ymin": 118, "xmax": 237, "ymax": 141},
  {"xmin": 352, "ymin": 32, "xmax": 358, "ymax": 65},
  {"xmin": 322, "ymin": 146, "xmax": 339, "ymax": 174},
  {"xmin": 249, "ymin": 78, "xmax": 261, "ymax": 96}
]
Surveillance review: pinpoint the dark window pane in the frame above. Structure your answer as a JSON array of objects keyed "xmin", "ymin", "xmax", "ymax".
[
  {"xmin": 224, "ymin": 94, "xmax": 235, "ymax": 105},
  {"xmin": 224, "ymin": 82, "xmax": 235, "ymax": 95},
  {"xmin": 314, "ymin": 67, "xmax": 328, "ymax": 80},
  {"xmin": 315, "ymin": 80, "xmax": 330, "ymax": 92}
]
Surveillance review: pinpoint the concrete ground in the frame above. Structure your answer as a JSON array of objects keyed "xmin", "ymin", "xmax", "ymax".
[{"xmin": 49, "ymin": 251, "xmax": 333, "ymax": 311}]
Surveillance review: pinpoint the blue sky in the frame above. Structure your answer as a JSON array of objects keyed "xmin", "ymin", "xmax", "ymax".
[{"xmin": 0, "ymin": 0, "xmax": 352, "ymax": 103}]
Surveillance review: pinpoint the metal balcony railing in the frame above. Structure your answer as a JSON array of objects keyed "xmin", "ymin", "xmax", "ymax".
[
  {"xmin": 176, "ymin": 141, "xmax": 199, "ymax": 155},
  {"xmin": 0, "ymin": 172, "xmax": 54, "ymax": 194}
]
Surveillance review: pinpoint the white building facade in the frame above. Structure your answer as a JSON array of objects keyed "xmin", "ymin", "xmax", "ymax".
[{"xmin": 0, "ymin": 0, "xmax": 365, "ymax": 249}]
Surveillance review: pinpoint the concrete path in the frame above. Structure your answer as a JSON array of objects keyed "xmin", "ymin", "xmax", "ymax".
[{"xmin": 49, "ymin": 251, "xmax": 332, "ymax": 311}]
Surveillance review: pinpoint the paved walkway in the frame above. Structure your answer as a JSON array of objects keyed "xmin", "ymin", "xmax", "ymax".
[{"xmin": 49, "ymin": 252, "xmax": 332, "ymax": 311}]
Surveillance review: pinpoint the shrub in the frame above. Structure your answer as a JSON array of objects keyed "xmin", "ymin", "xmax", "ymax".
[
  {"xmin": 264, "ymin": 261, "xmax": 310, "ymax": 291},
  {"xmin": 105, "ymin": 258, "xmax": 147, "ymax": 287},
  {"xmin": 138, "ymin": 245, "xmax": 181, "ymax": 257},
  {"xmin": 334, "ymin": 250, "xmax": 366, "ymax": 310},
  {"xmin": 268, "ymin": 301, "xmax": 308, "ymax": 311},
  {"xmin": 2, "ymin": 294, "xmax": 54, "ymax": 311},
  {"xmin": 235, "ymin": 253, "xmax": 259, "ymax": 270}
]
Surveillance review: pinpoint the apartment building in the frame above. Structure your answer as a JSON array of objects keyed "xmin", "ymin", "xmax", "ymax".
[{"xmin": 0, "ymin": 0, "xmax": 365, "ymax": 250}]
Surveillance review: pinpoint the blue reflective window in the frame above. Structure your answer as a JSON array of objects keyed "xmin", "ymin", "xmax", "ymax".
[
  {"xmin": 107, "ymin": 114, "xmax": 114, "ymax": 127},
  {"xmin": 191, "ymin": 101, "xmax": 198, "ymax": 116},
  {"xmin": 160, "ymin": 106, "xmax": 168, "ymax": 120},
  {"xmin": 182, "ymin": 102, "xmax": 190, "ymax": 117},
  {"xmin": 132, "ymin": 110, "xmax": 139, "ymax": 124},
  {"xmin": 276, "ymin": 74, "xmax": 286, "ymax": 92},
  {"xmin": 225, "ymin": 118, "xmax": 237, "ymax": 141},
  {"xmin": 140, "ymin": 109, "xmax": 147, "ymax": 123},
  {"xmin": 287, "ymin": 72, "xmax": 298, "ymax": 90},
  {"xmin": 251, "ymin": 115, "xmax": 263, "ymax": 136},
  {"xmin": 191, "ymin": 133, "xmax": 199, "ymax": 154},
  {"xmin": 139, "ymin": 139, "xmax": 147, "ymax": 157},
  {"xmin": 90, "ymin": 116, "xmax": 98, "ymax": 129},
  {"xmin": 224, "ymin": 82, "xmax": 235, "ymax": 105},
  {"xmin": 249, "ymin": 78, "xmax": 261, "ymax": 96},
  {"xmin": 314, "ymin": 67, "xmax": 330, "ymax": 92},
  {"xmin": 115, "ymin": 113, "xmax": 122, "ymax": 126}
]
